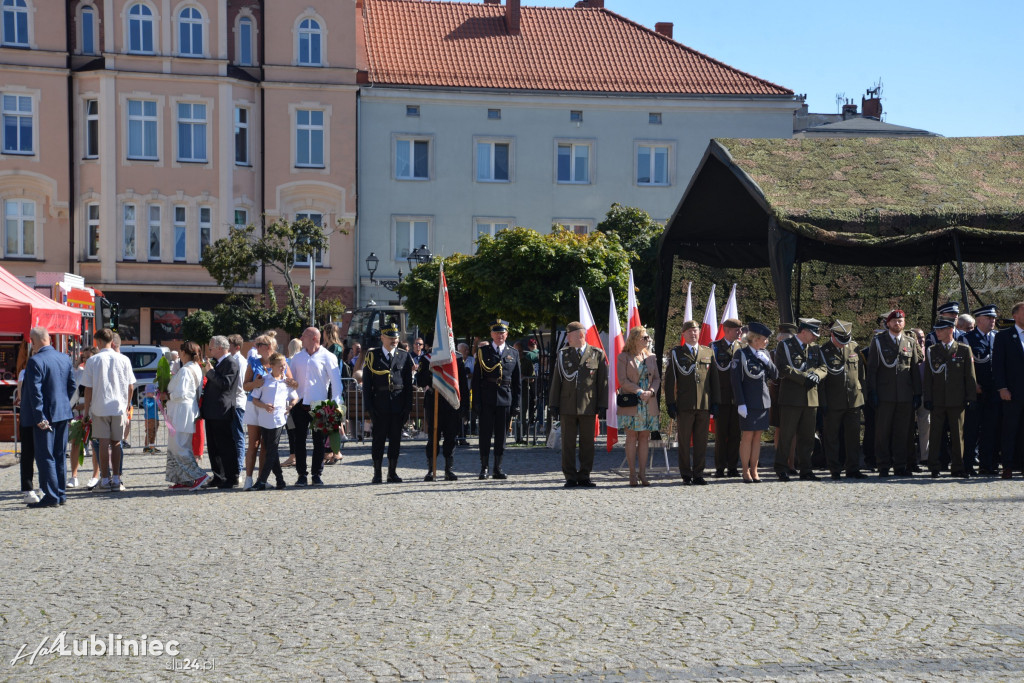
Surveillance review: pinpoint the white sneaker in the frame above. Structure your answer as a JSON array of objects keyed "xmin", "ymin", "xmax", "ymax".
[
  {"xmin": 24, "ymin": 490, "xmax": 40, "ymax": 504},
  {"xmin": 243, "ymin": 476, "xmax": 253, "ymax": 490},
  {"xmin": 86, "ymin": 477, "xmax": 99, "ymax": 490},
  {"xmin": 97, "ymin": 478, "xmax": 110, "ymax": 491},
  {"xmin": 68, "ymin": 477, "xmax": 79, "ymax": 488}
]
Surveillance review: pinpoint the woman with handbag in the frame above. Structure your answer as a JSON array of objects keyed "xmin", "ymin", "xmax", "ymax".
[
  {"xmin": 616, "ymin": 327, "xmax": 661, "ymax": 486},
  {"xmin": 730, "ymin": 322, "xmax": 779, "ymax": 483}
]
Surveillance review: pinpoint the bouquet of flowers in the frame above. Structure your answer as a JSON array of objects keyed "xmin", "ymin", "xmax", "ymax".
[
  {"xmin": 69, "ymin": 419, "xmax": 91, "ymax": 466},
  {"xmin": 310, "ymin": 400, "xmax": 347, "ymax": 452}
]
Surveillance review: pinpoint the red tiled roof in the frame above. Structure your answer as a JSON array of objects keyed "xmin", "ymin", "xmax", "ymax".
[{"xmin": 361, "ymin": 0, "xmax": 792, "ymax": 96}]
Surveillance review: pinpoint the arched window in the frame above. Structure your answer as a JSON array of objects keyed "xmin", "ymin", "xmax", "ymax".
[
  {"xmin": 128, "ymin": 3, "xmax": 154, "ymax": 54},
  {"xmin": 178, "ymin": 6, "xmax": 202, "ymax": 56},
  {"xmin": 237, "ymin": 16, "xmax": 253, "ymax": 65},
  {"xmin": 297, "ymin": 18, "xmax": 321, "ymax": 66},
  {"xmin": 80, "ymin": 5, "xmax": 97, "ymax": 55},
  {"xmin": 1, "ymin": 0, "xmax": 29, "ymax": 47}
]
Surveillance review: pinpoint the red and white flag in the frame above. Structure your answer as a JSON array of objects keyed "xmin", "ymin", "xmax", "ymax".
[
  {"xmin": 429, "ymin": 264, "xmax": 460, "ymax": 410},
  {"xmin": 698, "ymin": 284, "xmax": 718, "ymax": 347},
  {"xmin": 627, "ymin": 269, "xmax": 642, "ymax": 331},
  {"xmin": 717, "ymin": 283, "xmax": 739, "ymax": 340},
  {"xmin": 578, "ymin": 287, "xmax": 606, "ymax": 436},
  {"xmin": 606, "ymin": 289, "xmax": 625, "ymax": 451},
  {"xmin": 680, "ymin": 282, "xmax": 694, "ymax": 345}
]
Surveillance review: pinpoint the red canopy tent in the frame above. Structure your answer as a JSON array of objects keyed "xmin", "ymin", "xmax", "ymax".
[{"xmin": 0, "ymin": 266, "xmax": 82, "ymax": 339}]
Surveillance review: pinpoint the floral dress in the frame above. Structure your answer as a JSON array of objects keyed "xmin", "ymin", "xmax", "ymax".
[{"xmin": 617, "ymin": 360, "xmax": 660, "ymax": 432}]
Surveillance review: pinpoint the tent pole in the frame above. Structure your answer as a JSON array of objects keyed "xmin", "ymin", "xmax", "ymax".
[
  {"xmin": 767, "ymin": 218, "xmax": 797, "ymax": 325},
  {"xmin": 931, "ymin": 263, "xmax": 942, "ymax": 317},
  {"xmin": 952, "ymin": 233, "xmax": 969, "ymax": 308},
  {"xmin": 794, "ymin": 260, "xmax": 803, "ymax": 320}
]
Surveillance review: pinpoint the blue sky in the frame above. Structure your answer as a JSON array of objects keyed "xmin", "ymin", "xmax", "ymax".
[{"xmin": 527, "ymin": 0, "xmax": 1023, "ymax": 137}]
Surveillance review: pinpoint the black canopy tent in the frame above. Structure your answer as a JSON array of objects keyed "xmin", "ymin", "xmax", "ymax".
[{"xmin": 655, "ymin": 135, "xmax": 1024, "ymax": 358}]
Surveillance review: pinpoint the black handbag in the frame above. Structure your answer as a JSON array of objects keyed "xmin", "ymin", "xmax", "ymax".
[{"xmin": 616, "ymin": 393, "xmax": 639, "ymax": 408}]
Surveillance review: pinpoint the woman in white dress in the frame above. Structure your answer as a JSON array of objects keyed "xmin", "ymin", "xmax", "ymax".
[{"xmin": 163, "ymin": 341, "xmax": 209, "ymax": 490}]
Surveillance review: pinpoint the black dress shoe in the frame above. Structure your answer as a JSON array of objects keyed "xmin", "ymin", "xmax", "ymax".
[
  {"xmin": 456, "ymin": 438, "xmax": 470, "ymax": 447},
  {"xmin": 831, "ymin": 472, "xmax": 842, "ymax": 480},
  {"xmin": 27, "ymin": 499, "xmax": 59, "ymax": 508},
  {"xmin": 386, "ymin": 473, "xmax": 403, "ymax": 483},
  {"xmin": 692, "ymin": 477, "xmax": 708, "ymax": 486},
  {"xmin": 909, "ymin": 465, "xmax": 924, "ymax": 473},
  {"xmin": 444, "ymin": 470, "xmax": 458, "ymax": 481},
  {"xmin": 492, "ymin": 469, "xmax": 508, "ymax": 480},
  {"xmin": 311, "ymin": 476, "xmax": 324, "ymax": 486},
  {"xmin": 563, "ymin": 480, "xmax": 578, "ymax": 488},
  {"xmin": 681, "ymin": 475, "xmax": 692, "ymax": 485},
  {"xmin": 479, "ymin": 468, "xmax": 488, "ymax": 480},
  {"xmin": 578, "ymin": 480, "xmax": 597, "ymax": 488},
  {"xmin": 371, "ymin": 473, "xmax": 383, "ymax": 484},
  {"xmin": 877, "ymin": 470, "xmax": 891, "ymax": 478},
  {"xmin": 847, "ymin": 470, "xmax": 868, "ymax": 479},
  {"xmin": 294, "ymin": 476, "xmax": 308, "ymax": 486},
  {"xmin": 931, "ymin": 470, "xmax": 941, "ymax": 478},
  {"xmin": 713, "ymin": 469, "xmax": 726, "ymax": 478},
  {"xmin": 954, "ymin": 470, "xmax": 971, "ymax": 479},
  {"xmin": 424, "ymin": 472, "xmax": 435, "ymax": 482},
  {"xmin": 727, "ymin": 469, "xmax": 741, "ymax": 478},
  {"xmin": 788, "ymin": 467, "xmax": 798, "ymax": 476},
  {"xmin": 799, "ymin": 472, "xmax": 819, "ymax": 481},
  {"xmin": 964, "ymin": 468, "xmax": 977, "ymax": 476},
  {"xmin": 893, "ymin": 468, "xmax": 908, "ymax": 476},
  {"xmin": 776, "ymin": 471, "xmax": 790, "ymax": 482}
]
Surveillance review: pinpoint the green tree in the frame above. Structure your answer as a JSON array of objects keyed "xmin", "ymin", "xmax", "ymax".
[
  {"xmin": 180, "ymin": 309, "xmax": 215, "ymax": 347},
  {"xmin": 398, "ymin": 253, "xmax": 487, "ymax": 341},
  {"xmin": 596, "ymin": 203, "xmax": 663, "ymax": 323}
]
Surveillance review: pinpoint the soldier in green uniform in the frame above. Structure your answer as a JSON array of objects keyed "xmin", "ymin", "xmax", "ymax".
[
  {"xmin": 711, "ymin": 318, "xmax": 743, "ymax": 478},
  {"xmin": 819, "ymin": 320, "xmax": 868, "ymax": 479},
  {"xmin": 923, "ymin": 318, "xmax": 977, "ymax": 478},
  {"xmin": 472, "ymin": 320, "xmax": 521, "ymax": 480},
  {"xmin": 549, "ymin": 321, "xmax": 608, "ymax": 488},
  {"xmin": 362, "ymin": 322, "xmax": 414, "ymax": 484},
  {"xmin": 865, "ymin": 309, "xmax": 923, "ymax": 477},
  {"xmin": 665, "ymin": 320, "xmax": 720, "ymax": 485},
  {"xmin": 775, "ymin": 318, "xmax": 827, "ymax": 481}
]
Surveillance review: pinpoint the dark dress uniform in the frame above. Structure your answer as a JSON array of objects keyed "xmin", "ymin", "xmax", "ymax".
[
  {"xmin": 963, "ymin": 318, "xmax": 999, "ymax": 473},
  {"xmin": 710, "ymin": 336, "xmax": 741, "ymax": 476},
  {"xmin": 665, "ymin": 343, "xmax": 720, "ymax": 482},
  {"xmin": 549, "ymin": 343, "xmax": 608, "ymax": 485},
  {"xmin": 730, "ymin": 345, "xmax": 778, "ymax": 430},
  {"xmin": 775, "ymin": 325, "xmax": 827, "ymax": 479},
  {"xmin": 865, "ymin": 328, "xmax": 923, "ymax": 475},
  {"xmin": 923, "ymin": 335, "xmax": 977, "ymax": 477},
  {"xmin": 819, "ymin": 327, "xmax": 865, "ymax": 478},
  {"xmin": 857, "ymin": 342, "xmax": 877, "ymax": 468},
  {"xmin": 472, "ymin": 342, "xmax": 521, "ymax": 478},
  {"xmin": 363, "ymin": 343, "xmax": 414, "ymax": 483},
  {"xmin": 416, "ymin": 352, "xmax": 469, "ymax": 480},
  {"xmin": 993, "ymin": 321, "xmax": 1024, "ymax": 476}
]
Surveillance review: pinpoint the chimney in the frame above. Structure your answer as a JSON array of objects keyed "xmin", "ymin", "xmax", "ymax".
[
  {"xmin": 574, "ymin": 0, "xmax": 605, "ymax": 8},
  {"xmin": 841, "ymin": 102, "xmax": 858, "ymax": 119},
  {"xmin": 506, "ymin": 0, "xmax": 520, "ymax": 35},
  {"xmin": 483, "ymin": 0, "xmax": 499, "ymax": 4},
  {"xmin": 861, "ymin": 95, "xmax": 882, "ymax": 119},
  {"xmin": 655, "ymin": 22, "xmax": 673, "ymax": 39}
]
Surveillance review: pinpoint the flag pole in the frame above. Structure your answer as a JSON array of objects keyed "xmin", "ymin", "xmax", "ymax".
[{"xmin": 432, "ymin": 390, "xmax": 439, "ymax": 478}]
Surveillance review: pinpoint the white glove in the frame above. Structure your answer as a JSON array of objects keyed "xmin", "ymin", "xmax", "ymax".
[
  {"xmin": 756, "ymin": 350, "xmax": 771, "ymax": 363},
  {"xmin": 737, "ymin": 404, "xmax": 748, "ymax": 418}
]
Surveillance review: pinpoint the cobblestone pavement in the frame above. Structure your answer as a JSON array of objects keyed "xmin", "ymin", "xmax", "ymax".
[{"xmin": 2, "ymin": 436, "xmax": 1023, "ymax": 681}]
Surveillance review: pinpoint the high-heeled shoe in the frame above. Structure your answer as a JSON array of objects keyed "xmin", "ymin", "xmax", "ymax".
[
  {"xmin": 628, "ymin": 471, "xmax": 638, "ymax": 487},
  {"xmin": 743, "ymin": 477, "xmax": 753, "ymax": 483}
]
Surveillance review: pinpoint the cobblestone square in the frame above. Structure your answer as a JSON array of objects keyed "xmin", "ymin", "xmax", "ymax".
[{"xmin": 2, "ymin": 439, "xmax": 1023, "ymax": 681}]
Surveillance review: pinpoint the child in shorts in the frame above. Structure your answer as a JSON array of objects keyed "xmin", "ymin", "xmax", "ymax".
[
  {"xmin": 143, "ymin": 384, "xmax": 160, "ymax": 453},
  {"xmin": 250, "ymin": 353, "xmax": 298, "ymax": 490}
]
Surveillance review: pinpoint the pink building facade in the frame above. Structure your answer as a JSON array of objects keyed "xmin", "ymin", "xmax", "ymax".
[{"xmin": 0, "ymin": 0, "xmax": 357, "ymax": 343}]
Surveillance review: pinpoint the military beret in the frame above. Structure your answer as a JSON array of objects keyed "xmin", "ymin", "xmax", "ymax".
[
  {"xmin": 490, "ymin": 319, "xmax": 509, "ymax": 332},
  {"xmin": 565, "ymin": 321, "xmax": 585, "ymax": 333},
  {"xmin": 933, "ymin": 318, "xmax": 955, "ymax": 330},
  {"xmin": 721, "ymin": 318, "xmax": 742, "ymax": 329},
  {"xmin": 972, "ymin": 305, "xmax": 997, "ymax": 318},
  {"xmin": 937, "ymin": 301, "xmax": 960, "ymax": 316},
  {"xmin": 747, "ymin": 321, "xmax": 773, "ymax": 338},
  {"xmin": 681, "ymin": 320, "xmax": 700, "ymax": 332},
  {"xmin": 886, "ymin": 309, "xmax": 905, "ymax": 323},
  {"xmin": 830, "ymin": 320, "xmax": 853, "ymax": 344},
  {"xmin": 798, "ymin": 317, "xmax": 822, "ymax": 337}
]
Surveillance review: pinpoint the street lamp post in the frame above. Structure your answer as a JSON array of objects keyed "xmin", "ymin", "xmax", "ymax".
[{"xmin": 365, "ymin": 251, "xmax": 404, "ymax": 304}]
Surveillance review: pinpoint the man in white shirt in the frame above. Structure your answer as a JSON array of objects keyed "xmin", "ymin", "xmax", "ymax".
[
  {"xmin": 289, "ymin": 327, "xmax": 343, "ymax": 486},
  {"xmin": 80, "ymin": 328, "xmax": 136, "ymax": 492},
  {"xmin": 228, "ymin": 334, "xmax": 248, "ymax": 476}
]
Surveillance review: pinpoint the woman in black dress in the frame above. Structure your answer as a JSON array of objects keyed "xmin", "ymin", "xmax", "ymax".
[{"xmin": 731, "ymin": 322, "xmax": 779, "ymax": 482}]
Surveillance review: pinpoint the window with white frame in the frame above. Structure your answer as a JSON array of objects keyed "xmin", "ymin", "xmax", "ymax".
[
  {"xmin": 80, "ymin": 5, "xmax": 97, "ymax": 55},
  {"xmin": 1, "ymin": 0, "xmax": 29, "ymax": 47},
  {"xmin": 199, "ymin": 206, "xmax": 211, "ymax": 257},
  {"xmin": 295, "ymin": 108, "xmax": 324, "ymax": 168},
  {"xmin": 395, "ymin": 137, "xmax": 429, "ymax": 180},
  {"xmin": 556, "ymin": 142, "xmax": 590, "ymax": 184},
  {"xmin": 234, "ymin": 106, "xmax": 249, "ymax": 165},
  {"xmin": 637, "ymin": 143, "xmax": 670, "ymax": 186},
  {"xmin": 86, "ymin": 202, "xmax": 99, "ymax": 259},
  {"xmin": 147, "ymin": 204, "xmax": 160, "ymax": 260},
  {"xmin": 173, "ymin": 205, "xmax": 186, "ymax": 261},
  {"xmin": 122, "ymin": 204, "xmax": 137, "ymax": 259},
  {"xmin": 84, "ymin": 99, "xmax": 98, "ymax": 158},
  {"xmin": 4, "ymin": 199, "xmax": 35, "ymax": 257},
  {"xmin": 2, "ymin": 93, "xmax": 33, "ymax": 155},
  {"xmin": 394, "ymin": 217, "xmax": 429, "ymax": 260},
  {"xmin": 476, "ymin": 140, "xmax": 511, "ymax": 182},
  {"xmin": 297, "ymin": 18, "xmax": 321, "ymax": 66},
  {"xmin": 237, "ymin": 17, "xmax": 253, "ymax": 65},
  {"xmin": 177, "ymin": 102, "xmax": 207, "ymax": 162},
  {"xmin": 556, "ymin": 219, "xmax": 592, "ymax": 235},
  {"xmin": 474, "ymin": 219, "xmax": 510, "ymax": 251},
  {"xmin": 127, "ymin": 3, "xmax": 155, "ymax": 54},
  {"xmin": 233, "ymin": 208, "xmax": 247, "ymax": 229},
  {"xmin": 178, "ymin": 6, "xmax": 202, "ymax": 56},
  {"xmin": 127, "ymin": 99, "xmax": 157, "ymax": 160},
  {"xmin": 294, "ymin": 211, "xmax": 323, "ymax": 265}
]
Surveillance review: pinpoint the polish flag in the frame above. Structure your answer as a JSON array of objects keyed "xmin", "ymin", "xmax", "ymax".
[
  {"xmin": 627, "ymin": 269, "xmax": 642, "ymax": 331},
  {"xmin": 698, "ymin": 284, "xmax": 718, "ymax": 347},
  {"xmin": 680, "ymin": 282, "xmax": 693, "ymax": 345},
  {"xmin": 579, "ymin": 287, "xmax": 606, "ymax": 436},
  {"xmin": 717, "ymin": 284, "xmax": 739, "ymax": 340},
  {"xmin": 606, "ymin": 289, "xmax": 625, "ymax": 451}
]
